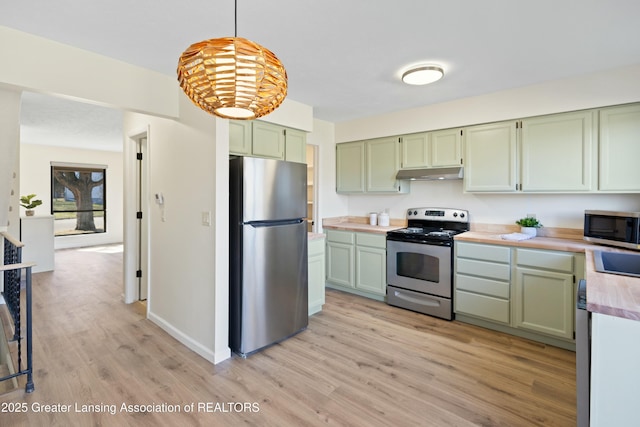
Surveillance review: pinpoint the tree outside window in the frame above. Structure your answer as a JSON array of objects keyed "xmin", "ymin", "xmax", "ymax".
[{"xmin": 51, "ymin": 164, "xmax": 106, "ymax": 236}]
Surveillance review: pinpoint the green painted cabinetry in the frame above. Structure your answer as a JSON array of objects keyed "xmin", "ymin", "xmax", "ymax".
[
  {"xmin": 464, "ymin": 105, "xmax": 640, "ymax": 193},
  {"xmin": 251, "ymin": 121, "xmax": 285, "ymax": 159},
  {"xmin": 229, "ymin": 120, "xmax": 306, "ymax": 163},
  {"xmin": 455, "ymin": 241, "xmax": 584, "ymax": 349},
  {"xmin": 463, "ymin": 121, "xmax": 518, "ymax": 192},
  {"xmin": 520, "ymin": 110, "xmax": 596, "ymax": 192},
  {"xmin": 598, "ymin": 103, "xmax": 640, "ymax": 192},
  {"xmin": 336, "ymin": 138, "xmax": 408, "ymax": 194},
  {"xmin": 336, "ymin": 142, "xmax": 365, "ymax": 193},
  {"xmin": 325, "ymin": 230, "xmax": 387, "ymax": 300},
  {"xmin": 229, "ymin": 120, "xmax": 252, "ymax": 155},
  {"xmin": 400, "ymin": 128, "xmax": 462, "ymax": 169},
  {"xmin": 455, "ymin": 242, "xmax": 511, "ymax": 324},
  {"xmin": 513, "ymin": 248, "xmax": 576, "ymax": 339}
]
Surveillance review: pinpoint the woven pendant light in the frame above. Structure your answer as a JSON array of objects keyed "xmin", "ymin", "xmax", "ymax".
[{"xmin": 177, "ymin": 2, "xmax": 287, "ymax": 120}]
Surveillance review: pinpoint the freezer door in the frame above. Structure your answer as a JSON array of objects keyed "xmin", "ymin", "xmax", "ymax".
[
  {"xmin": 236, "ymin": 220, "xmax": 308, "ymax": 355},
  {"xmin": 241, "ymin": 157, "xmax": 307, "ymax": 221}
]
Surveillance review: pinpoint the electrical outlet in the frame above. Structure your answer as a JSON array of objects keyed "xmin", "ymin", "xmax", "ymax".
[{"xmin": 201, "ymin": 211, "xmax": 211, "ymax": 226}]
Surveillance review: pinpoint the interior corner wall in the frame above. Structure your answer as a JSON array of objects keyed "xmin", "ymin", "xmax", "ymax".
[
  {"xmin": 0, "ymin": 88, "xmax": 21, "ymax": 235},
  {"xmin": 308, "ymin": 118, "xmax": 347, "ymax": 233},
  {"xmin": 123, "ymin": 93, "xmax": 224, "ymax": 364},
  {"xmin": 19, "ymin": 143, "xmax": 124, "ymax": 248}
]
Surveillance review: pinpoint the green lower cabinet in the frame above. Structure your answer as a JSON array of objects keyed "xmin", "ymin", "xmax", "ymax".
[
  {"xmin": 455, "ymin": 242, "xmax": 582, "ymax": 350},
  {"xmin": 325, "ymin": 230, "xmax": 386, "ymax": 301},
  {"xmin": 355, "ymin": 234, "xmax": 386, "ymax": 295},
  {"xmin": 308, "ymin": 237, "xmax": 326, "ymax": 315},
  {"xmin": 326, "ymin": 230, "xmax": 355, "ymax": 288},
  {"xmin": 514, "ymin": 267, "xmax": 574, "ymax": 339}
]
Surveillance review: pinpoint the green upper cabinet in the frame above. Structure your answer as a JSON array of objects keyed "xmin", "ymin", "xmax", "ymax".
[
  {"xmin": 400, "ymin": 128, "xmax": 462, "ymax": 169},
  {"xmin": 336, "ymin": 138, "xmax": 408, "ymax": 194},
  {"xmin": 252, "ymin": 121, "xmax": 285, "ymax": 160},
  {"xmin": 464, "ymin": 110, "xmax": 598, "ymax": 193},
  {"xmin": 400, "ymin": 132, "xmax": 430, "ymax": 168},
  {"xmin": 229, "ymin": 120, "xmax": 307, "ymax": 163},
  {"xmin": 366, "ymin": 136, "xmax": 404, "ymax": 193},
  {"xmin": 520, "ymin": 110, "xmax": 596, "ymax": 192},
  {"xmin": 336, "ymin": 141, "xmax": 365, "ymax": 193},
  {"xmin": 463, "ymin": 121, "xmax": 518, "ymax": 192},
  {"xmin": 284, "ymin": 128, "xmax": 307, "ymax": 163},
  {"xmin": 599, "ymin": 103, "xmax": 640, "ymax": 192},
  {"xmin": 431, "ymin": 128, "xmax": 463, "ymax": 167},
  {"xmin": 229, "ymin": 121, "xmax": 252, "ymax": 155}
]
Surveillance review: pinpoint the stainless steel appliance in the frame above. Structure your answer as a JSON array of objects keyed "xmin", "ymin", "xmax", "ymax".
[
  {"xmin": 576, "ymin": 279, "xmax": 591, "ymax": 427},
  {"xmin": 386, "ymin": 208, "xmax": 469, "ymax": 320},
  {"xmin": 229, "ymin": 157, "xmax": 308, "ymax": 357},
  {"xmin": 584, "ymin": 210, "xmax": 640, "ymax": 250}
]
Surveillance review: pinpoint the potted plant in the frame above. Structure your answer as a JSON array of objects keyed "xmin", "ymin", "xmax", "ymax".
[
  {"xmin": 20, "ymin": 194, "xmax": 43, "ymax": 216},
  {"xmin": 516, "ymin": 216, "xmax": 542, "ymax": 236}
]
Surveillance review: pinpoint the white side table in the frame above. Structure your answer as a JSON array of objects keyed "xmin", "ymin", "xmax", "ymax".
[{"xmin": 20, "ymin": 215, "xmax": 54, "ymax": 273}]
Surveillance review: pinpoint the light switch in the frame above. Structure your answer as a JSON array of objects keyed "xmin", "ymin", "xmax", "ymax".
[{"xmin": 201, "ymin": 211, "xmax": 211, "ymax": 226}]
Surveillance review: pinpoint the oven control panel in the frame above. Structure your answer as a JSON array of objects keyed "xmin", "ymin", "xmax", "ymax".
[{"xmin": 406, "ymin": 208, "xmax": 469, "ymax": 222}]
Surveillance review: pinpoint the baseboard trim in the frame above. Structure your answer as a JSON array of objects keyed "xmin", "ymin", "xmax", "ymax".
[{"xmin": 147, "ymin": 311, "xmax": 230, "ymax": 364}]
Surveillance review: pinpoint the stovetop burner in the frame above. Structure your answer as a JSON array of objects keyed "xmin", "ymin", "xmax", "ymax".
[
  {"xmin": 397, "ymin": 227, "xmax": 424, "ymax": 234},
  {"xmin": 387, "ymin": 208, "xmax": 470, "ymax": 245}
]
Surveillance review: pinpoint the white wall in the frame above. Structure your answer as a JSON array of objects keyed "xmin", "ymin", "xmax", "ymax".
[
  {"xmin": 0, "ymin": 26, "xmax": 178, "ymax": 119},
  {"xmin": 334, "ymin": 64, "xmax": 640, "ymax": 228},
  {"xmin": 20, "ymin": 143, "xmax": 124, "ymax": 248},
  {"xmin": 346, "ymin": 181, "xmax": 640, "ymax": 229},
  {"xmin": 336, "ymin": 64, "xmax": 640, "ymax": 142},
  {"xmin": 123, "ymin": 93, "xmax": 228, "ymax": 363},
  {"xmin": 307, "ymin": 118, "xmax": 348, "ymax": 233},
  {"xmin": 0, "ymin": 88, "xmax": 21, "ymax": 236}
]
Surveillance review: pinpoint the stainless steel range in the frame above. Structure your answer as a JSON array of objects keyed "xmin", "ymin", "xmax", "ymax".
[{"xmin": 386, "ymin": 208, "xmax": 470, "ymax": 320}]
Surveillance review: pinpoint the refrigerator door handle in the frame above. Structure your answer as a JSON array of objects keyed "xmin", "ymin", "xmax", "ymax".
[{"xmin": 247, "ymin": 219, "xmax": 304, "ymax": 227}]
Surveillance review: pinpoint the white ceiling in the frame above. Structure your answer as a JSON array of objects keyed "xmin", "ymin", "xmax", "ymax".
[
  {"xmin": 2, "ymin": 0, "xmax": 640, "ymax": 150},
  {"xmin": 20, "ymin": 92, "xmax": 124, "ymax": 152}
]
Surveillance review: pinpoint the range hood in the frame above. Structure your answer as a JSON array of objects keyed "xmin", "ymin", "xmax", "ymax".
[{"xmin": 396, "ymin": 166, "xmax": 464, "ymax": 181}]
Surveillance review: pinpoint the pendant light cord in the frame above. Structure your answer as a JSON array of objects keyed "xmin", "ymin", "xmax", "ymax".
[{"xmin": 234, "ymin": 0, "xmax": 238, "ymax": 37}]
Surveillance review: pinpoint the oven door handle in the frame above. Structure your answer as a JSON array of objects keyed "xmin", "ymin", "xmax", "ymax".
[{"xmin": 392, "ymin": 290, "xmax": 441, "ymax": 307}]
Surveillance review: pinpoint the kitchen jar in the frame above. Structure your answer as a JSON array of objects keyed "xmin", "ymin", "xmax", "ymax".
[{"xmin": 378, "ymin": 212, "xmax": 390, "ymax": 226}]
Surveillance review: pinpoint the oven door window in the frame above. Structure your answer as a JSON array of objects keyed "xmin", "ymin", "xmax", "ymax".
[{"xmin": 397, "ymin": 252, "xmax": 440, "ymax": 283}]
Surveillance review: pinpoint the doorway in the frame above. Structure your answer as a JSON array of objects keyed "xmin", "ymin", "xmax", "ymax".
[
  {"xmin": 306, "ymin": 145, "xmax": 319, "ymax": 233},
  {"xmin": 135, "ymin": 136, "xmax": 149, "ymax": 301}
]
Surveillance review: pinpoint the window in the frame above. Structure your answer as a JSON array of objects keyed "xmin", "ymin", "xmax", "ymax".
[{"xmin": 51, "ymin": 163, "xmax": 107, "ymax": 236}]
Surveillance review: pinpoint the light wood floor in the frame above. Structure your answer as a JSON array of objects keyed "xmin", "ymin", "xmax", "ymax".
[{"xmin": 0, "ymin": 245, "xmax": 576, "ymax": 426}]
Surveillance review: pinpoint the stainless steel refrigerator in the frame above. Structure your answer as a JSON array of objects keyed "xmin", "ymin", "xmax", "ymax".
[{"xmin": 229, "ymin": 156, "xmax": 308, "ymax": 357}]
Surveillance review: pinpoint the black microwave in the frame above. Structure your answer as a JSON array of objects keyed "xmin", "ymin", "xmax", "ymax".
[{"xmin": 584, "ymin": 210, "xmax": 640, "ymax": 250}]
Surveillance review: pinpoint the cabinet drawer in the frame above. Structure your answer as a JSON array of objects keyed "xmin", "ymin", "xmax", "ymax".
[
  {"xmin": 457, "ymin": 242, "xmax": 511, "ymax": 263},
  {"xmin": 455, "ymin": 274, "xmax": 510, "ymax": 299},
  {"xmin": 456, "ymin": 258, "xmax": 511, "ymax": 281},
  {"xmin": 516, "ymin": 249, "xmax": 573, "ymax": 273},
  {"xmin": 356, "ymin": 232, "xmax": 386, "ymax": 249},
  {"xmin": 326, "ymin": 230, "xmax": 355, "ymax": 245},
  {"xmin": 455, "ymin": 290, "xmax": 510, "ymax": 324}
]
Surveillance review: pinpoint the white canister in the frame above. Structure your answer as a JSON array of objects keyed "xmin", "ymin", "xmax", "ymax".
[
  {"xmin": 369, "ymin": 213, "xmax": 378, "ymax": 226},
  {"xmin": 378, "ymin": 212, "xmax": 390, "ymax": 227}
]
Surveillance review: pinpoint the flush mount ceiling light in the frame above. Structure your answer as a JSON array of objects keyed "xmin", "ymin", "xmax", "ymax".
[
  {"xmin": 177, "ymin": 0, "xmax": 287, "ymax": 120},
  {"xmin": 401, "ymin": 65, "xmax": 444, "ymax": 86}
]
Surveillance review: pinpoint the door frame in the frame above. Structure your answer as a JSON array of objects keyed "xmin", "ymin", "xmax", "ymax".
[{"xmin": 123, "ymin": 126, "xmax": 150, "ymax": 306}]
